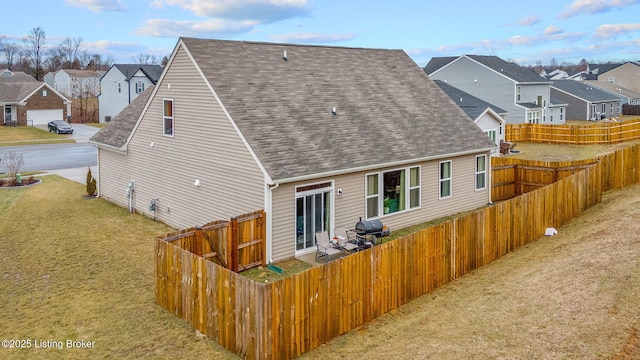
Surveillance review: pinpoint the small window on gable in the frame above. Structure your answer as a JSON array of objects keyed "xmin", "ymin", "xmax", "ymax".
[
  {"xmin": 135, "ymin": 81, "xmax": 145, "ymax": 94},
  {"xmin": 163, "ymin": 99, "xmax": 174, "ymax": 136},
  {"xmin": 517, "ymin": 86, "xmax": 522, "ymax": 101},
  {"xmin": 118, "ymin": 83, "xmax": 122, "ymax": 93},
  {"xmin": 42, "ymin": 90, "xmax": 48, "ymax": 96}
]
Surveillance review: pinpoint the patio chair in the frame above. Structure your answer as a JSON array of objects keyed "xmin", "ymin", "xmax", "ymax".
[
  {"xmin": 333, "ymin": 227, "xmax": 359, "ymax": 253},
  {"xmin": 315, "ymin": 231, "xmax": 343, "ymax": 263}
]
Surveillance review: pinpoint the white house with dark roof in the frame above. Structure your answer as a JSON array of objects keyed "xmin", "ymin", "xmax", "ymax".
[
  {"xmin": 425, "ymin": 55, "xmax": 567, "ymax": 124},
  {"xmin": 433, "ymin": 80, "xmax": 506, "ymax": 153},
  {"xmin": 98, "ymin": 64, "xmax": 163, "ymax": 123},
  {"xmin": 90, "ymin": 38, "xmax": 496, "ymax": 263}
]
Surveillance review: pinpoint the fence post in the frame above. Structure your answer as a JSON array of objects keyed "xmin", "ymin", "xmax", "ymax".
[
  {"xmin": 260, "ymin": 210, "xmax": 267, "ymax": 267},
  {"xmin": 229, "ymin": 217, "xmax": 239, "ymax": 272}
]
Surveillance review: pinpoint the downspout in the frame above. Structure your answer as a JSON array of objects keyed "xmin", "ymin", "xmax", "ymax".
[{"xmin": 265, "ymin": 182, "xmax": 280, "ymax": 264}]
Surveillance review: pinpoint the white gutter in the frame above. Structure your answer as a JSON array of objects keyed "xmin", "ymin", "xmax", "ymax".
[{"xmin": 269, "ymin": 146, "xmax": 497, "ymax": 185}]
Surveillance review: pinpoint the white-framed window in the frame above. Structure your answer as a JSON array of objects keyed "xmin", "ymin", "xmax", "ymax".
[
  {"xmin": 516, "ymin": 86, "xmax": 522, "ymax": 102},
  {"xmin": 135, "ymin": 81, "xmax": 145, "ymax": 94},
  {"xmin": 439, "ymin": 161, "xmax": 452, "ymax": 199},
  {"xmin": 365, "ymin": 166, "xmax": 420, "ymax": 219},
  {"xmin": 118, "ymin": 83, "xmax": 121, "ymax": 93},
  {"xmin": 608, "ymin": 77, "xmax": 615, "ymax": 83},
  {"xmin": 560, "ymin": 107, "xmax": 564, "ymax": 121},
  {"xmin": 475, "ymin": 155, "xmax": 486, "ymax": 190},
  {"xmin": 611, "ymin": 102, "xmax": 614, "ymax": 114},
  {"xmin": 42, "ymin": 90, "xmax": 48, "ymax": 96},
  {"xmin": 485, "ymin": 130, "xmax": 497, "ymax": 145},
  {"xmin": 601, "ymin": 103, "xmax": 606, "ymax": 114},
  {"xmin": 527, "ymin": 110, "xmax": 540, "ymax": 124},
  {"xmin": 550, "ymin": 108, "xmax": 554, "ymax": 122},
  {"xmin": 163, "ymin": 99, "xmax": 174, "ymax": 136}
]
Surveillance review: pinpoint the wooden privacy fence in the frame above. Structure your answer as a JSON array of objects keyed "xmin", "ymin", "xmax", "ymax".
[
  {"xmin": 623, "ymin": 104, "xmax": 640, "ymax": 116},
  {"xmin": 155, "ymin": 143, "xmax": 640, "ymax": 359},
  {"xmin": 160, "ymin": 209, "xmax": 266, "ymax": 272},
  {"xmin": 506, "ymin": 119, "xmax": 640, "ymax": 144},
  {"xmin": 491, "ymin": 157, "xmax": 599, "ymax": 201}
]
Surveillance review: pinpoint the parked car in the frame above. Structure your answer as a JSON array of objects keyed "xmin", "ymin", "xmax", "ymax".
[{"xmin": 48, "ymin": 120, "xmax": 74, "ymax": 134}]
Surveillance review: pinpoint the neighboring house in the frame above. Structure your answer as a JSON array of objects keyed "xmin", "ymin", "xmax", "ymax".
[
  {"xmin": 0, "ymin": 82, "xmax": 71, "ymax": 126},
  {"xmin": 90, "ymin": 38, "xmax": 496, "ymax": 263},
  {"xmin": 0, "ymin": 69, "xmax": 38, "ymax": 83},
  {"xmin": 44, "ymin": 69, "xmax": 103, "ymax": 98},
  {"xmin": 583, "ymin": 81, "xmax": 640, "ymax": 105},
  {"xmin": 98, "ymin": 64, "xmax": 163, "ymax": 123},
  {"xmin": 587, "ymin": 62, "xmax": 640, "ymax": 93},
  {"xmin": 433, "ymin": 80, "xmax": 506, "ymax": 153},
  {"xmin": 551, "ymin": 80, "xmax": 622, "ymax": 121},
  {"xmin": 425, "ymin": 55, "xmax": 567, "ymax": 124}
]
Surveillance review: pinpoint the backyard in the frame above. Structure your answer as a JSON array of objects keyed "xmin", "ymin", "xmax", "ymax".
[{"xmin": 0, "ymin": 141, "xmax": 639, "ymax": 358}]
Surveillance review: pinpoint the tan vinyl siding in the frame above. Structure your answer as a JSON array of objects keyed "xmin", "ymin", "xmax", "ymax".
[
  {"xmin": 99, "ymin": 45, "xmax": 264, "ymax": 229},
  {"xmin": 96, "ymin": 149, "xmax": 131, "ymax": 209},
  {"xmin": 270, "ymin": 152, "xmax": 491, "ymax": 262}
]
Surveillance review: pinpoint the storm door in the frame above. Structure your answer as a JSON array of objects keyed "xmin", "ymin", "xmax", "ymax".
[{"xmin": 295, "ymin": 182, "xmax": 333, "ymax": 252}]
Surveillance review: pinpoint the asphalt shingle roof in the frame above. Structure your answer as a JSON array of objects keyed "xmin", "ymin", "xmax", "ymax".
[
  {"xmin": 90, "ymin": 86, "xmax": 154, "ymax": 149},
  {"xmin": 0, "ymin": 82, "xmax": 43, "ymax": 102},
  {"xmin": 433, "ymin": 80, "xmax": 507, "ymax": 120},
  {"xmin": 95, "ymin": 39, "xmax": 496, "ymax": 182},
  {"xmin": 426, "ymin": 55, "xmax": 550, "ymax": 83},
  {"xmin": 111, "ymin": 64, "xmax": 163, "ymax": 83},
  {"xmin": 551, "ymin": 80, "xmax": 621, "ymax": 102}
]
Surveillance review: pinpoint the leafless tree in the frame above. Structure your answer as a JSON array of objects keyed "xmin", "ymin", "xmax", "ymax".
[
  {"xmin": 21, "ymin": 27, "xmax": 46, "ymax": 80},
  {"xmin": 131, "ymin": 53, "xmax": 158, "ymax": 65},
  {"xmin": 1, "ymin": 41, "xmax": 21, "ymax": 70},
  {"xmin": 1, "ymin": 151, "xmax": 25, "ymax": 183},
  {"xmin": 59, "ymin": 37, "xmax": 82, "ymax": 67}
]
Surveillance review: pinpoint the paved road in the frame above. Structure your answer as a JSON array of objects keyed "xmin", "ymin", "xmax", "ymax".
[
  {"xmin": 0, "ymin": 124, "xmax": 99, "ymax": 183},
  {"xmin": 0, "ymin": 143, "xmax": 96, "ymax": 172}
]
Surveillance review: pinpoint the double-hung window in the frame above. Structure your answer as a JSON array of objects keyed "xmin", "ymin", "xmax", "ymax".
[
  {"xmin": 439, "ymin": 161, "xmax": 452, "ymax": 198},
  {"xmin": 475, "ymin": 155, "xmax": 486, "ymax": 190},
  {"xmin": 135, "ymin": 81, "xmax": 145, "ymax": 94},
  {"xmin": 366, "ymin": 166, "xmax": 420, "ymax": 219},
  {"xmin": 163, "ymin": 99, "xmax": 174, "ymax": 136},
  {"xmin": 485, "ymin": 130, "xmax": 497, "ymax": 145}
]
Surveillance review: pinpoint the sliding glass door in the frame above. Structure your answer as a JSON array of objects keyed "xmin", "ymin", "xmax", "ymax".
[{"xmin": 295, "ymin": 183, "xmax": 333, "ymax": 252}]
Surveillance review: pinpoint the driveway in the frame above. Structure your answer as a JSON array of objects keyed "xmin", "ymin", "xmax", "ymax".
[{"xmin": 69, "ymin": 123, "xmax": 100, "ymax": 143}]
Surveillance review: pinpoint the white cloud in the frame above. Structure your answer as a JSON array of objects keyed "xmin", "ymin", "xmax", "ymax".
[
  {"xmin": 268, "ymin": 32, "xmax": 358, "ymax": 44},
  {"xmin": 594, "ymin": 23, "xmax": 640, "ymax": 39},
  {"xmin": 559, "ymin": 0, "xmax": 640, "ymax": 18},
  {"xmin": 544, "ymin": 25, "xmax": 563, "ymax": 35},
  {"xmin": 65, "ymin": 0, "xmax": 128, "ymax": 12},
  {"xmin": 155, "ymin": 0, "xmax": 312, "ymax": 23},
  {"xmin": 516, "ymin": 15, "xmax": 541, "ymax": 26},
  {"xmin": 133, "ymin": 18, "xmax": 257, "ymax": 37}
]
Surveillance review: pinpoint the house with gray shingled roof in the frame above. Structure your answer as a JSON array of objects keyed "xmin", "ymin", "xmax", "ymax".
[
  {"xmin": 98, "ymin": 64, "xmax": 163, "ymax": 123},
  {"xmin": 44, "ymin": 69, "xmax": 104, "ymax": 99},
  {"xmin": 586, "ymin": 62, "xmax": 640, "ymax": 94},
  {"xmin": 90, "ymin": 38, "xmax": 496, "ymax": 263},
  {"xmin": 433, "ymin": 80, "xmax": 506, "ymax": 153},
  {"xmin": 583, "ymin": 81, "xmax": 640, "ymax": 105},
  {"xmin": 551, "ymin": 80, "xmax": 622, "ymax": 121},
  {"xmin": 0, "ymin": 80, "xmax": 71, "ymax": 126},
  {"xmin": 425, "ymin": 55, "xmax": 567, "ymax": 125}
]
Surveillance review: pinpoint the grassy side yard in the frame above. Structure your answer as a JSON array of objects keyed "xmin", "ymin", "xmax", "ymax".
[
  {"xmin": 0, "ymin": 176, "xmax": 238, "ymax": 359},
  {"xmin": 0, "ymin": 126, "xmax": 74, "ymax": 146}
]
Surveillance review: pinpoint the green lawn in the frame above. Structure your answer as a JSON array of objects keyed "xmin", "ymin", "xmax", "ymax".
[
  {"xmin": 0, "ymin": 126, "xmax": 74, "ymax": 146},
  {"xmin": 0, "ymin": 176, "xmax": 239, "ymax": 359}
]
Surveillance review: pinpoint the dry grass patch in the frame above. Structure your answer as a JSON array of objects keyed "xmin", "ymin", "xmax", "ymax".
[
  {"xmin": 0, "ymin": 126, "xmax": 73, "ymax": 146},
  {"xmin": 301, "ymin": 184, "xmax": 640, "ymax": 359},
  {"xmin": 0, "ymin": 176, "xmax": 238, "ymax": 359}
]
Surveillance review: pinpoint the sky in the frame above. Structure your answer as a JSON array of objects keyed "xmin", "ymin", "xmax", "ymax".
[{"xmin": 2, "ymin": 0, "xmax": 640, "ymax": 67}]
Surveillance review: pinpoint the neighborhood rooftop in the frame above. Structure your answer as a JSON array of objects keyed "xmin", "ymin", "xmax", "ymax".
[
  {"xmin": 551, "ymin": 80, "xmax": 622, "ymax": 102},
  {"xmin": 433, "ymin": 80, "xmax": 507, "ymax": 120},
  {"xmin": 425, "ymin": 55, "xmax": 551, "ymax": 83}
]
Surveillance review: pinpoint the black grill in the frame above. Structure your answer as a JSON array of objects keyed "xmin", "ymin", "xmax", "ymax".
[{"xmin": 354, "ymin": 219, "xmax": 391, "ymax": 240}]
